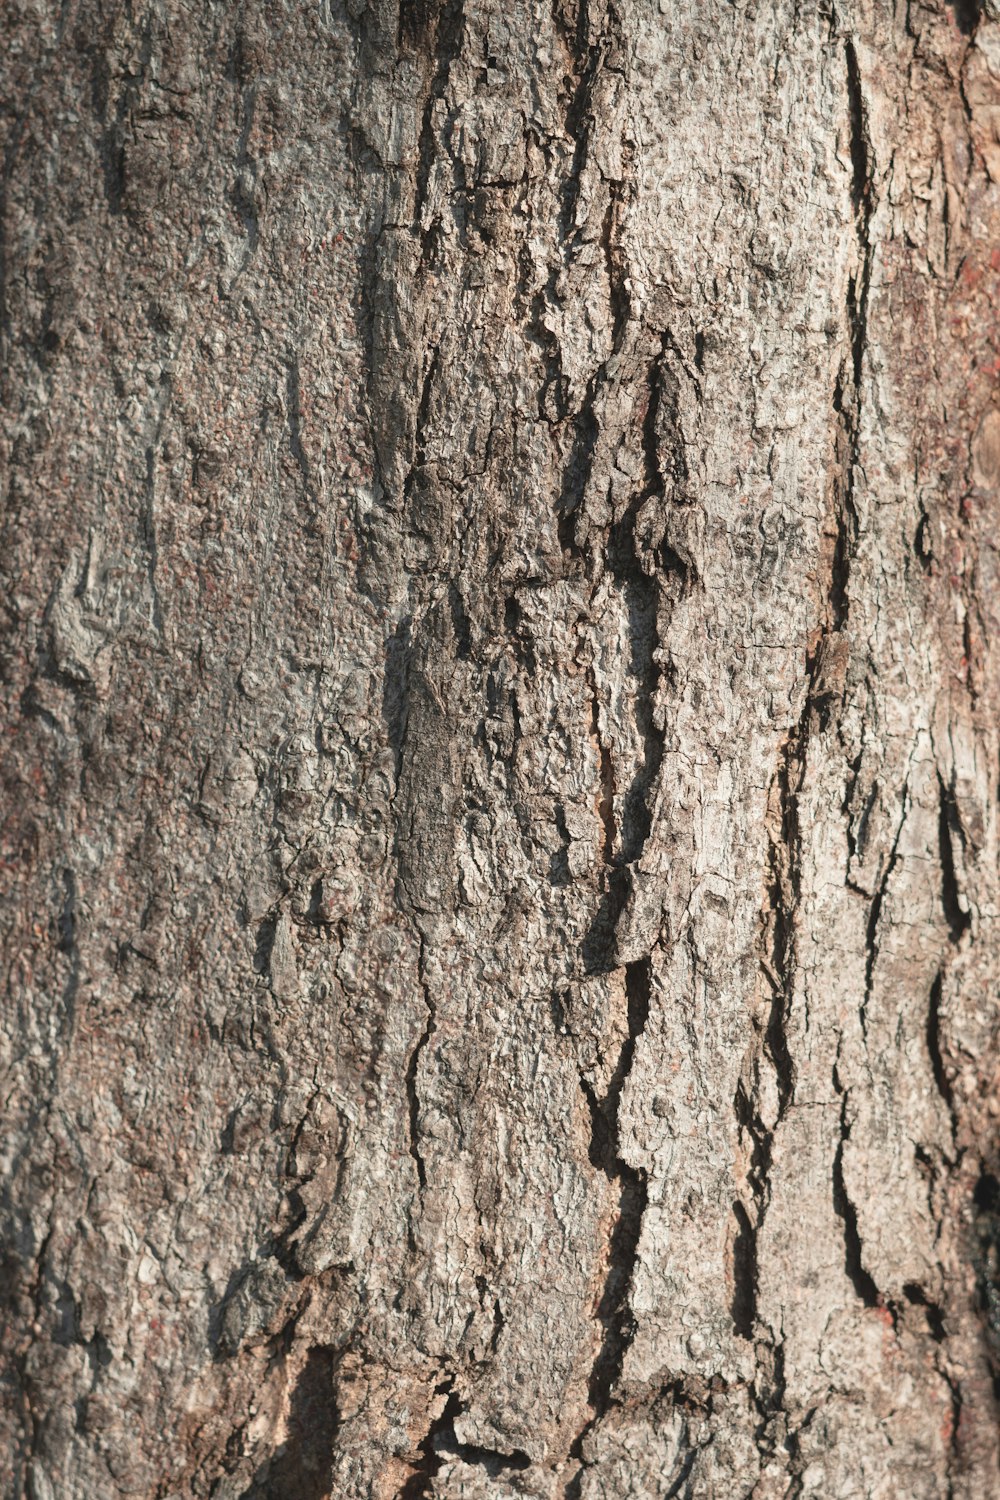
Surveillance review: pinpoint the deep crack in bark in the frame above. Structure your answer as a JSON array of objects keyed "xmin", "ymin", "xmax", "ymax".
[
  {"xmin": 569, "ymin": 958, "xmax": 651, "ymax": 1493},
  {"xmin": 859, "ymin": 777, "xmax": 909, "ymax": 1037},
  {"xmin": 405, "ymin": 935, "xmax": 437, "ymax": 1201},
  {"xmin": 401, "ymin": 1381, "xmax": 530, "ymax": 1496},
  {"xmin": 832, "ymin": 1087, "xmax": 880, "ymax": 1308}
]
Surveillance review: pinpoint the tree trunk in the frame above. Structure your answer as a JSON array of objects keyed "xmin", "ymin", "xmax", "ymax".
[{"xmin": 3, "ymin": 1, "xmax": 1000, "ymax": 1495}]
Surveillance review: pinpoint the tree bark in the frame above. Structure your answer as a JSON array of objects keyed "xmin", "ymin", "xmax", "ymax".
[{"xmin": 3, "ymin": 1, "xmax": 1000, "ymax": 1495}]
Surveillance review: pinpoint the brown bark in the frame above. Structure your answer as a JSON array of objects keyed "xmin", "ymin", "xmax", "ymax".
[{"xmin": 3, "ymin": 1, "xmax": 1000, "ymax": 1496}]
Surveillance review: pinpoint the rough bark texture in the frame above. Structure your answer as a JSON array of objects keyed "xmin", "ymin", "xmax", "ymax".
[{"xmin": 4, "ymin": 0, "xmax": 1000, "ymax": 1496}]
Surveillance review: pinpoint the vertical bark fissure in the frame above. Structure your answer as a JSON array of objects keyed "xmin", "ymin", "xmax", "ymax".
[
  {"xmin": 600, "ymin": 147, "xmax": 634, "ymax": 355},
  {"xmin": 555, "ymin": 0, "xmax": 630, "ymax": 557},
  {"xmin": 844, "ymin": 36, "xmax": 873, "ymax": 390},
  {"xmin": 610, "ymin": 558, "xmax": 663, "ymax": 871},
  {"xmin": 558, "ymin": 0, "xmax": 623, "ymax": 249},
  {"xmin": 405, "ymin": 933, "xmax": 436, "ymax": 1204},
  {"xmin": 730, "ymin": 1198, "xmax": 757, "ymax": 1340},
  {"xmin": 972, "ymin": 1173, "xmax": 1000, "ymax": 1389},
  {"xmin": 410, "ymin": 0, "xmax": 467, "ymax": 255},
  {"xmin": 738, "ymin": 728, "xmax": 804, "ymax": 1362},
  {"xmin": 937, "ymin": 774, "xmax": 972, "ymax": 943},
  {"xmin": 732, "ymin": 22, "xmax": 889, "ymax": 1368},
  {"xmin": 57, "ymin": 866, "xmax": 80, "ymax": 1031},
  {"xmin": 561, "ymin": 51, "xmax": 682, "ymax": 1449},
  {"xmin": 832, "ymin": 1083, "xmax": 881, "ymax": 1308},
  {"xmin": 569, "ymin": 961, "xmax": 651, "ymax": 1493},
  {"xmin": 859, "ymin": 777, "xmax": 909, "ymax": 1038},
  {"xmin": 763, "ymin": 730, "xmax": 804, "ymax": 1123},
  {"xmin": 926, "ymin": 971, "xmax": 958, "ymax": 1152},
  {"xmin": 6, "ymin": 3, "xmax": 1000, "ymax": 1494},
  {"xmin": 828, "ymin": 34, "xmax": 873, "ymax": 629},
  {"xmin": 588, "ymin": 670, "xmax": 616, "ymax": 867}
]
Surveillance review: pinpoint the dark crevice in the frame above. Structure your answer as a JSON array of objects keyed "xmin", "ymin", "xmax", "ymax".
[
  {"xmin": 845, "ymin": 765, "xmax": 877, "ymax": 867},
  {"xmin": 903, "ymin": 1281, "xmax": 947, "ymax": 1341},
  {"xmin": 399, "ymin": 1383, "xmax": 457, "ymax": 1499},
  {"xmin": 415, "ymin": 348, "xmax": 440, "ymax": 466},
  {"xmin": 784, "ymin": 1405, "xmax": 822, "ymax": 1500},
  {"xmin": 589, "ymin": 680, "xmax": 615, "ymax": 866},
  {"xmin": 239, "ymin": 1346, "xmax": 339, "ymax": 1499},
  {"xmin": 733, "ymin": 1075, "xmax": 772, "ymax": 1342},
  {"xmin": 558, "ymin": 8, "xmax": 612, "ymax": 248},
  {"xmin": 962, "ymin": 608, "xmax": 978, "ymax": 703},
  {"xmin": 663, "ymin": 1446, "xmax": 699, "ymax": 1500},
  {"xmin": 404, "ymin": 1022, "xmax": 430, "ymax": 1194},
  {"xmin": 950, "ymin": 0, "xmax": 983, "ymax": 35},
  {"xmin": 581, "ymin": 350, "xmax": 673, "ymax": 971},
  {"xmin": 927, "ymin": 972, "xmax": 958, "ymax": 1148},
  {"xmin": 972, "ymin": 1171, "xmax": 1000, "ymax": 1408},
  {"xmin": 58, "ymin": 866, "xmax": 80, "ymax": 1028},
  {"xmin": 832, "ymin": 1092, "xmax": 880, "ymax": 1308},
  {"xmin": 825, "ymin": 37, "xmax": 874, "ymax": 645},
  {"xmin": 400, "ymin": 1383, "xmax": 529, "ymax": 1495},
  {"xmin": 610, "ymin": 591, "xmax": 660, "ymax": 869},
  {"xmin": 731, "ymin": 1199, "xmax": 756, "ymax": 1339},
  {"xmin": 569, "ymin": 958, "xmax": 651, "ymax": 1490},
  {"xmin": 397, "ymin": 0, "xmax": 442, "ymax": 49},
  {"xmin": 938, "ymin": 775, "xmax": 972, "ymax": 941},
  {"xmin": 274, "ymin": 1204, "xmax": 314, "ymax": 1282},
  {"xmin": 641, "ymin": 343, "xmax": 689, "ymax": 510},
  {"xmin": 764, "ymin": 734, "xmax": 802, "ymax": 1121},
  {"xmin": 764, "ymin": 975, "xmax": 795, "ymax": 1124},
  {"xmin": 829, "ymin": 367, "xmax": 857, "ymax": 635},
  {"xmin": 860, "ymin": 778, "xmax": 908, "ymax": 1037},
  {"xmin": 845, "ymin": 41, "xmax": 871, "ymax": 221},
  {"xmin": 410, "ymin": 0, "xmax": 466, "ymax": 258},
  {"xmin": 611, "ymin": 353, "xmax": 669, "ymax": 863},
  {"xmin": 621, "ymin": 960, "xmax": 651, "ymax": 1104},
  {"xmin": 443, "ymin": 1436, "xmax": 529, "ymax": 1473},
  {"xmin": 973, "ymin": 1171, "xmax": 999, "ymax": 1212},
  {"xmin": 253, "ymin": 913, "xmax": 277, "ymax": 978},
  {"xmin": 555, "ymin": 7, "xmax": 632, "ymax": 558},
  {"xmin": 844, "ymin": 39, "xmax": 873, "ymax": 389},
  {"xmin": 733, "ymin": 728, "xmax": 805, "ymax": 1370},
  {"xmin": 600, "ymin": 149, "xmax": 634, "ymax": 355},
  {"xmin": 490, "ymin": 1296, "xmax": 504, "ymax": 1353},
  {"xmin": 405, "ymin": 937, "xmax": 436, "ymax": 1203},
  {"xmin": 447, "ymin": 581, "xmax": 473, "ymax": 660},
  {"xmin": 556, "ymin": 365, "xmax": 600, "ymax": 559},
  {"xmin": 941, "ymin": 1364, "xmax": 963, "ymax": 1498}
]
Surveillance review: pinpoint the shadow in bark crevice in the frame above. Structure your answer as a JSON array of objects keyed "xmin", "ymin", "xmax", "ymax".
[{"xmin": 238, "ymin": 1346, "xmax": 338, "ymax": 1500}]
